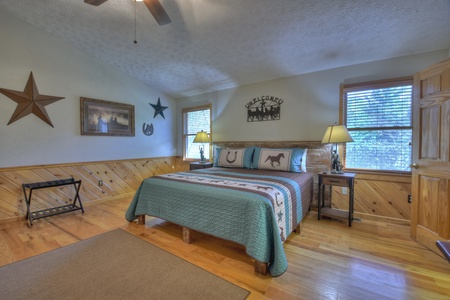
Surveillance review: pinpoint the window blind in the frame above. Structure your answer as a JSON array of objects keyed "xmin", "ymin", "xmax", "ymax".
[
  {"xmin": 183, "ymin": 106, "xmax": 211, "ymax": 160},
  {"xmin": 343, "ymin": 79, "xmax": 413, "ymax": 171}
]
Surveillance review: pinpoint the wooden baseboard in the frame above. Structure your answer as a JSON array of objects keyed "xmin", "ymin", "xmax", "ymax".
[
  {"xmin": 0, "ymin": 193, "xmax": 136, "ymax": 226},
  {"xmin": 83, "ymin": 193, "xmax": 135, "ymax": 206},
  {"xmin": 310, "ymin": 208, "xmax": 410, "ymax": 225},
  {"xmin": 353, "ymin": 212, "xmax": 410, "ymax": 225}
]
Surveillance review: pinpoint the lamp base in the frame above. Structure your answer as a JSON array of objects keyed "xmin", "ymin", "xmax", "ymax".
[{"xmin": 331, "ymin": 170, "xmax": 344, "ymax": 174}]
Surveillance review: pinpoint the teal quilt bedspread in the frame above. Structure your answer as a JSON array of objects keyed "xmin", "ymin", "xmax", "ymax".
[{"xmin": 126, "ymin": 167, "xmax": 313, "ymax": 276}]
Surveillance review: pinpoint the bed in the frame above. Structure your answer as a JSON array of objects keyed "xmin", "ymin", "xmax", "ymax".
[{"xmin": 126, "ymin": 142, "xmax": 330, "ymax": 276}]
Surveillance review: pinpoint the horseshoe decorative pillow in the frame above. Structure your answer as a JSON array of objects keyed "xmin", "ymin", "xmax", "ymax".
[
  {"xmin": 252, "ymin": 147, "xmax": 307, "ymax": 172},
  {"xmin": 214, "ymin": 147, "xmax": 254, "ymax": 168}
]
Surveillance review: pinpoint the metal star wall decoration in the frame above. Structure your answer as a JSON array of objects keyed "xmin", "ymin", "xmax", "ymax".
[
  {"xmin": 149, "ymin": 97, "xmax": 168, "ymax": 119},
  {"xmin": 0, "ymin": 72, "xmax": 65, "ymax": 127}
]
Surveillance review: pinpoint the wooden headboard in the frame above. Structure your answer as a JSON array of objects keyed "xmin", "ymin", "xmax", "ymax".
[
  {"xmin": 213, "ymin": 141, "xmax": 331, "ymax": 208},
  {"xmin": 213, "ymin": 141, "xmax": 331, "ymax": 174}
]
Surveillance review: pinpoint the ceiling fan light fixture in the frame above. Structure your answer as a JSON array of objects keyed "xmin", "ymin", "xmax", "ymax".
[{"xmin": 86, "ymin": 0, "xmax": 171, "ymax": 26}]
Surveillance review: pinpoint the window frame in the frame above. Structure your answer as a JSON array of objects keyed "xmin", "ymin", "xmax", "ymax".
[
  {"xmin": 340, "ymin": 76, "xmax": 413, "ymax": 174},
  {"xmin": 182, "ymin": 104, "xmax": 212, "ymax": 162}
]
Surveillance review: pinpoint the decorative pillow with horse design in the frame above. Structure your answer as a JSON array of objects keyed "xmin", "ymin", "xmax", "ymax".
[
  {"xmin": 252, "ymin": 147, "xmax": 307, "ymax": 172},
  {"xmin": 214, "ymin": 147, "xmax": 255, "ymax": 168}
]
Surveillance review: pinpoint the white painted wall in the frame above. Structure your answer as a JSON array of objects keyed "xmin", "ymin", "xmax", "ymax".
[
  {"xmin": 176, "ymin": 50, "xmax": 449, "ymax": 156},
  {"xmin": 2, "ymin": 9, "xmax": 447, "ymax": 167},
  {"xmin": 0, "ymin": 9, "xmax": 176, "ymax": 168}
]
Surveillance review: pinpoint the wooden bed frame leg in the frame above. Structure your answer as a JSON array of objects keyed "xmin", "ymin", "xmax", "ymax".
[
  {"xmin": 182, "ymin": 227, "xmax": 194, "ymax": 244},
  {"xmin": 293, "ymin": 221, "xmax": 302, "ymax": 234},
  {"xmin": 254, "ymin": 261, "xmax": 268, "ymax": 275},
  {"xmin": 137, "ymin": 215, "xmax": 145, "ymax": 225}
]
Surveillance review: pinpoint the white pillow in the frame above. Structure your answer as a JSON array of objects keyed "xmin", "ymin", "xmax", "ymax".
[{"xmin": 217, "ymin": 148, "xmax": 246, "ymax": 168}]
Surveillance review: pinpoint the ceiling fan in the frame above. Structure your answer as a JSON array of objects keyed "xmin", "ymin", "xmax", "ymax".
[{"xmin": 84, "ymin": 0, "xmax": 171, "ymax": 26}]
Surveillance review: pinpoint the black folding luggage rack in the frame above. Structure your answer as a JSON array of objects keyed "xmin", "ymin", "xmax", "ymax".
[{"xmin": 22, "ymin": 178, "xmax": 84, "ymax": 226}]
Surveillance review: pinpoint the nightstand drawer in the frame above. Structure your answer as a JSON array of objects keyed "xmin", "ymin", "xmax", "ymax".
[
  {"xmin": 190, "ymin": 162, "xmax": 213, "ymax": 170},
  {"xmin": 322, "ymin": 176, "xmax": 349, "ymax": 187}
]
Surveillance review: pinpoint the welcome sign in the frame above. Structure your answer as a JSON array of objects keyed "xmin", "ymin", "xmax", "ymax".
[{"xmin": 245, "ymin": 95, "xmax": 283, "ymax": 122}]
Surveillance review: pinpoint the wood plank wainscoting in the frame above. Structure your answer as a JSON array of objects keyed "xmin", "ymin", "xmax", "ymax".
[
  {"xmin": 0, "ymin": 157, "xmax": 190, "ymax": 223},
  {"xmin": 332, "ymin": 172, "xmax": 411, "ymax": 225},
  {"xmin": 0, "ymin": 142, "xmax": 411, "ymax": 225}
]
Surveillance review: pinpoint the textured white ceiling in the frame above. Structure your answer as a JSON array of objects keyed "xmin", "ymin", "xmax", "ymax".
[{"xmin": 1, "ymin": 0, "xmax": 449, "ymax": 98}]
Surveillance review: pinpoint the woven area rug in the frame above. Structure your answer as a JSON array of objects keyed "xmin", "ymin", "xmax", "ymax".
[{"xmin": 0, "ymin": 229, "xmax": 249, "ymax": 300}]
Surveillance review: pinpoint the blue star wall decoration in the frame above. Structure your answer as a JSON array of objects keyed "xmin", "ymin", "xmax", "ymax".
[{"xmin": 149, "ymin": 97, "xmax": 168, "ymax": 119}]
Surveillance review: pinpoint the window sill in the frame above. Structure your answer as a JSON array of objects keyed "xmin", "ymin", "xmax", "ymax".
[{"xmin": 343, "ymin": 168, "xmax": 411, "ymax": 177}]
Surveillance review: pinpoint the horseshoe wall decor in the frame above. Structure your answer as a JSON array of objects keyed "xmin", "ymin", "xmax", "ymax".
[{"xmin": 142, "ymin": 123, "xmax": 154, "ymax": 136}]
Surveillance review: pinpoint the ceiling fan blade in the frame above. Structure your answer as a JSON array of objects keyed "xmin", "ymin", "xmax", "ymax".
[
  {"xmin": 84, "ymin": 0, "xmax": 108, "ymax": 6},
  {"xmin": 143, "ymin": 0, "xmax": 172, "ymax": 26}
]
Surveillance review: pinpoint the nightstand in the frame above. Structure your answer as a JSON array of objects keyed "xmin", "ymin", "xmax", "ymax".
[
  {"xmin": 318, "ymin": 172, "xmax": 356, "ymax": 227},
  {"xmin": 190, "ymin": 162, "xmax": 213, "ymax": 170}
]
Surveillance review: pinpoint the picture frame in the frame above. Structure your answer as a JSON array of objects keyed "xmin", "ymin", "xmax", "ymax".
[{"xmin": 80, "ymin": 97, "xmax": 135, "ymax": 136}]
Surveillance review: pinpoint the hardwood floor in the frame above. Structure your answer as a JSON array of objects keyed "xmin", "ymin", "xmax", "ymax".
[{"xmin": 1, "ymin": 196, "xmax": 449, "ymax": 300}]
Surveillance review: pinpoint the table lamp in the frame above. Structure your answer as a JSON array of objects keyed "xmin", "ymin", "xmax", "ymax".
[
  {"xmin": 193, "ymin": 130, "xmax": 210, "ymax": 163},
  {"xmin": 321, "ymin": 124, "xmax": 354, "ymax": 173}
]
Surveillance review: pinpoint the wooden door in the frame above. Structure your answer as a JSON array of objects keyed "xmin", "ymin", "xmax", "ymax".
[{"xmin": 411, "ymin": 57, "xmax": 450, "ymax": 256}]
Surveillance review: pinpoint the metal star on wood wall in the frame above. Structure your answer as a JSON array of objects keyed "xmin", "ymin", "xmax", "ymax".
[
  {"xmin": 0, "ymin": 72, "xmax": 65, "ymax": 127},
  {"xmin": 149, "ymin": 97, "xmax": 168, "ymax": 119}
]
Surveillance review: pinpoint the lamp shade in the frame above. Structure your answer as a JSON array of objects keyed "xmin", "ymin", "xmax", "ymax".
[
  {"xmin": 193, "ymin": 130, "xmax": 210, "ymax": 143},
  {"xmin": 321, "ymin": 125, "xmax": 354, "ymax": 144}
]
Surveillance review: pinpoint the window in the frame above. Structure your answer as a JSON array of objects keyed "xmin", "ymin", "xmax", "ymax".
[
  {"xmin": 182, "ymin": 105, "xmax": 211, "ymax": 161},
  {"xmin": 341, "ymin": 77, "xmax": 413, "ymax": 172}
]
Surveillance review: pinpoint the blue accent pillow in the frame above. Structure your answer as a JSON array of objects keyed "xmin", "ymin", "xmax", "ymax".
[
  {"xmin": 252, "ymin": 147, "xmax": 307, "ymax": 172},
  {"xmin": 213, "ymin": 147, "xmax": 255, "ymax": 169}
]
